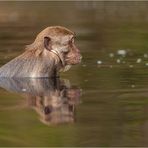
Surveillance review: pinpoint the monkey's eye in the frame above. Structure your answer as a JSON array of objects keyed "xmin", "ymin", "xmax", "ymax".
[{"xmin": 64, "ymin": 51, "xmax": 69, "ymax": 55}]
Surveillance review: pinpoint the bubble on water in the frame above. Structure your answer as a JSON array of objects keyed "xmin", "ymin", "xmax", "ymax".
[
  {"xmin": 129, "ymin": 65, "xmax": 134, "ymax": 68},
  {"xmin": 145, "ymin": 63, "xmax": 148, "ymax": 66},
  {"xmin": 136, "ymin": 58, "xmax": 142, "ymax": 63},
  {"xmin": 97, "ymin": 60, "xmax": 102, "ymax": 64},
  {"xmin": 117, "ymin": 49, "xmax": 127, "ymax": 56},
  {"xmin": 144, "ymin": 53, "xmax": 148, "ymax": 58},
  {"xmin": 109, "ymin": 53, "xmax": 114, "ymax": 58},
  {"xmin": 117, "ymin": 59, "xmax": 121, "ymax": 63},
  {"xmin": 109, "ymin": 65, "xmax": 113, "ymax": 68},
  {"xmin": 82, "ymin": 64, "xmax": 86, "ymax": 67},
  {"xmin": 131, "ymin": 85, "xmax": 135, "ymax": 88}
]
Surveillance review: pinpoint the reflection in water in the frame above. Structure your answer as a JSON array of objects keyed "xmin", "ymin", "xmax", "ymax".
[{"xmin": 0, "ymin": 78, "xmax": 81, "ymax": 125}]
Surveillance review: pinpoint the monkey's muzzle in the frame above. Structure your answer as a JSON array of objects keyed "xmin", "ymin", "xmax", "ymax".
[{"xmin": 66, "ymin": 54, "xmax": 82, "ymax": 65}]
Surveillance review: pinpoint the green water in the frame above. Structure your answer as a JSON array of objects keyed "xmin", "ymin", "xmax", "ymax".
[{"xmin": 0, "ymin": 1, "xmax": 148, "ymax": 147}]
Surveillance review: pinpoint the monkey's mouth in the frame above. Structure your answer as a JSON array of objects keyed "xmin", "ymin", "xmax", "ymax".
[{"xmin": 65, "ymin": 56, "xmax": 82, "ymax": 65}]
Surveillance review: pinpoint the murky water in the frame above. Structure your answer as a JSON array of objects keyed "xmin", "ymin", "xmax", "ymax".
[{"xmin": 0, "ymin": 1, "xmax": 148, "ymax": 147}]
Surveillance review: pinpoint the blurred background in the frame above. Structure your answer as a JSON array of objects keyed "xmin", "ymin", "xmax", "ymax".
[{"xmin": 0, "ymin": 1, "xmax": 148, "ymax": 147}]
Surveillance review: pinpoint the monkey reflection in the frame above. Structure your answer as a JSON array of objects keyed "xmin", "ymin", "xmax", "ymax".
[{"xmin": 0, "ymin": 78, "xmax": 81, "ymax": 125}]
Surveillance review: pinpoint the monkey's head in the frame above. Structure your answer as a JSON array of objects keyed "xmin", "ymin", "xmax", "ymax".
[{"xmin": 28, "ymin": 26, "xmax": 82, "ymax": 72}]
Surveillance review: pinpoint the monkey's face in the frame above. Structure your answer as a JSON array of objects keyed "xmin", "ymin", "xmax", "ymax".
[
  {"xmin": 43, "ymin": 27, "xmax": 82, "ymax": 68},
  {"xmin": 49, "ymin": 35, "xmax": 82, "ymax": 66},
  {"xmin": 53, "ymin": 35, "xmax": 82, "ymax": 66},
  {"xmin": 64, "ymin": 37, "xmax": 82, "ymax": 65}
]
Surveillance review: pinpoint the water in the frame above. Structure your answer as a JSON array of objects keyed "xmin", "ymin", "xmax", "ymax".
[{"xmin": 0, "ymin": 1, "xmax": 148, "ymax": 147}]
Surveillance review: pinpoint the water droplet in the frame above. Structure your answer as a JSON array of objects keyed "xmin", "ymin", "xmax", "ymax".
[
  {"xmin": 82, "ymin": 64, "xmax": 86, "ymax": 67},
  {"xmin": 136, "ymin": 58, "xmax": 142, "ymax": 63},
  {"xmin": 117, "ymin": 59, "xmax": 121, "ymax": 63},
  {"xmin": 144, "ymin": 53, "xmax": 148, "ymax": 58},
  {"xmin": 97, "ymin": 60, "xmax": 102, "ymax": 64},
  {"xmin": 109, "ymin": 53, "xmax": 114, "ymax": 58},
  {"xmin": 129, "ymin": 65, "xmax": 134, "ymax": 68},
  {"xmin": 117, "ymin": 49, "xmax": 126, "ymax": 56}
]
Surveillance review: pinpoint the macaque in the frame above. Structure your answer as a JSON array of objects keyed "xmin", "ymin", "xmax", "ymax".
[{"xmin": 0, "ymin": 26, "xmax": 82, "ymax": 78}]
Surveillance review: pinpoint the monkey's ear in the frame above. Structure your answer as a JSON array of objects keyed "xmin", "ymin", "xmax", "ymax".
[{"xmin": 44, "ymin": 36, "xmax": 51, "ymax": 51}]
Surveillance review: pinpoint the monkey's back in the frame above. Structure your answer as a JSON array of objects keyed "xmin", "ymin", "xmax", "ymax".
[{"xmin": 0, "ymin": 54, "xmax": 53, "ymax": 78}]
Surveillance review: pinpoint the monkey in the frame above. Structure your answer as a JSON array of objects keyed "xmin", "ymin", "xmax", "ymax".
[{"xmin": 0, "ymin": 26, "xmax": 82, "ymax": 78}]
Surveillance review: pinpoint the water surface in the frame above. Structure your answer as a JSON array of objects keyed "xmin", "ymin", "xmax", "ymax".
[{"xmin": 0, "ymin": 1, "xmax": 148, "ymax": 147}]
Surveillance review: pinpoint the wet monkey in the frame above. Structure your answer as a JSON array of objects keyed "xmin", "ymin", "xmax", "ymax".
[{"xmin": 0, "ymin": 26, "xmax": 82, "ymax": 78}]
